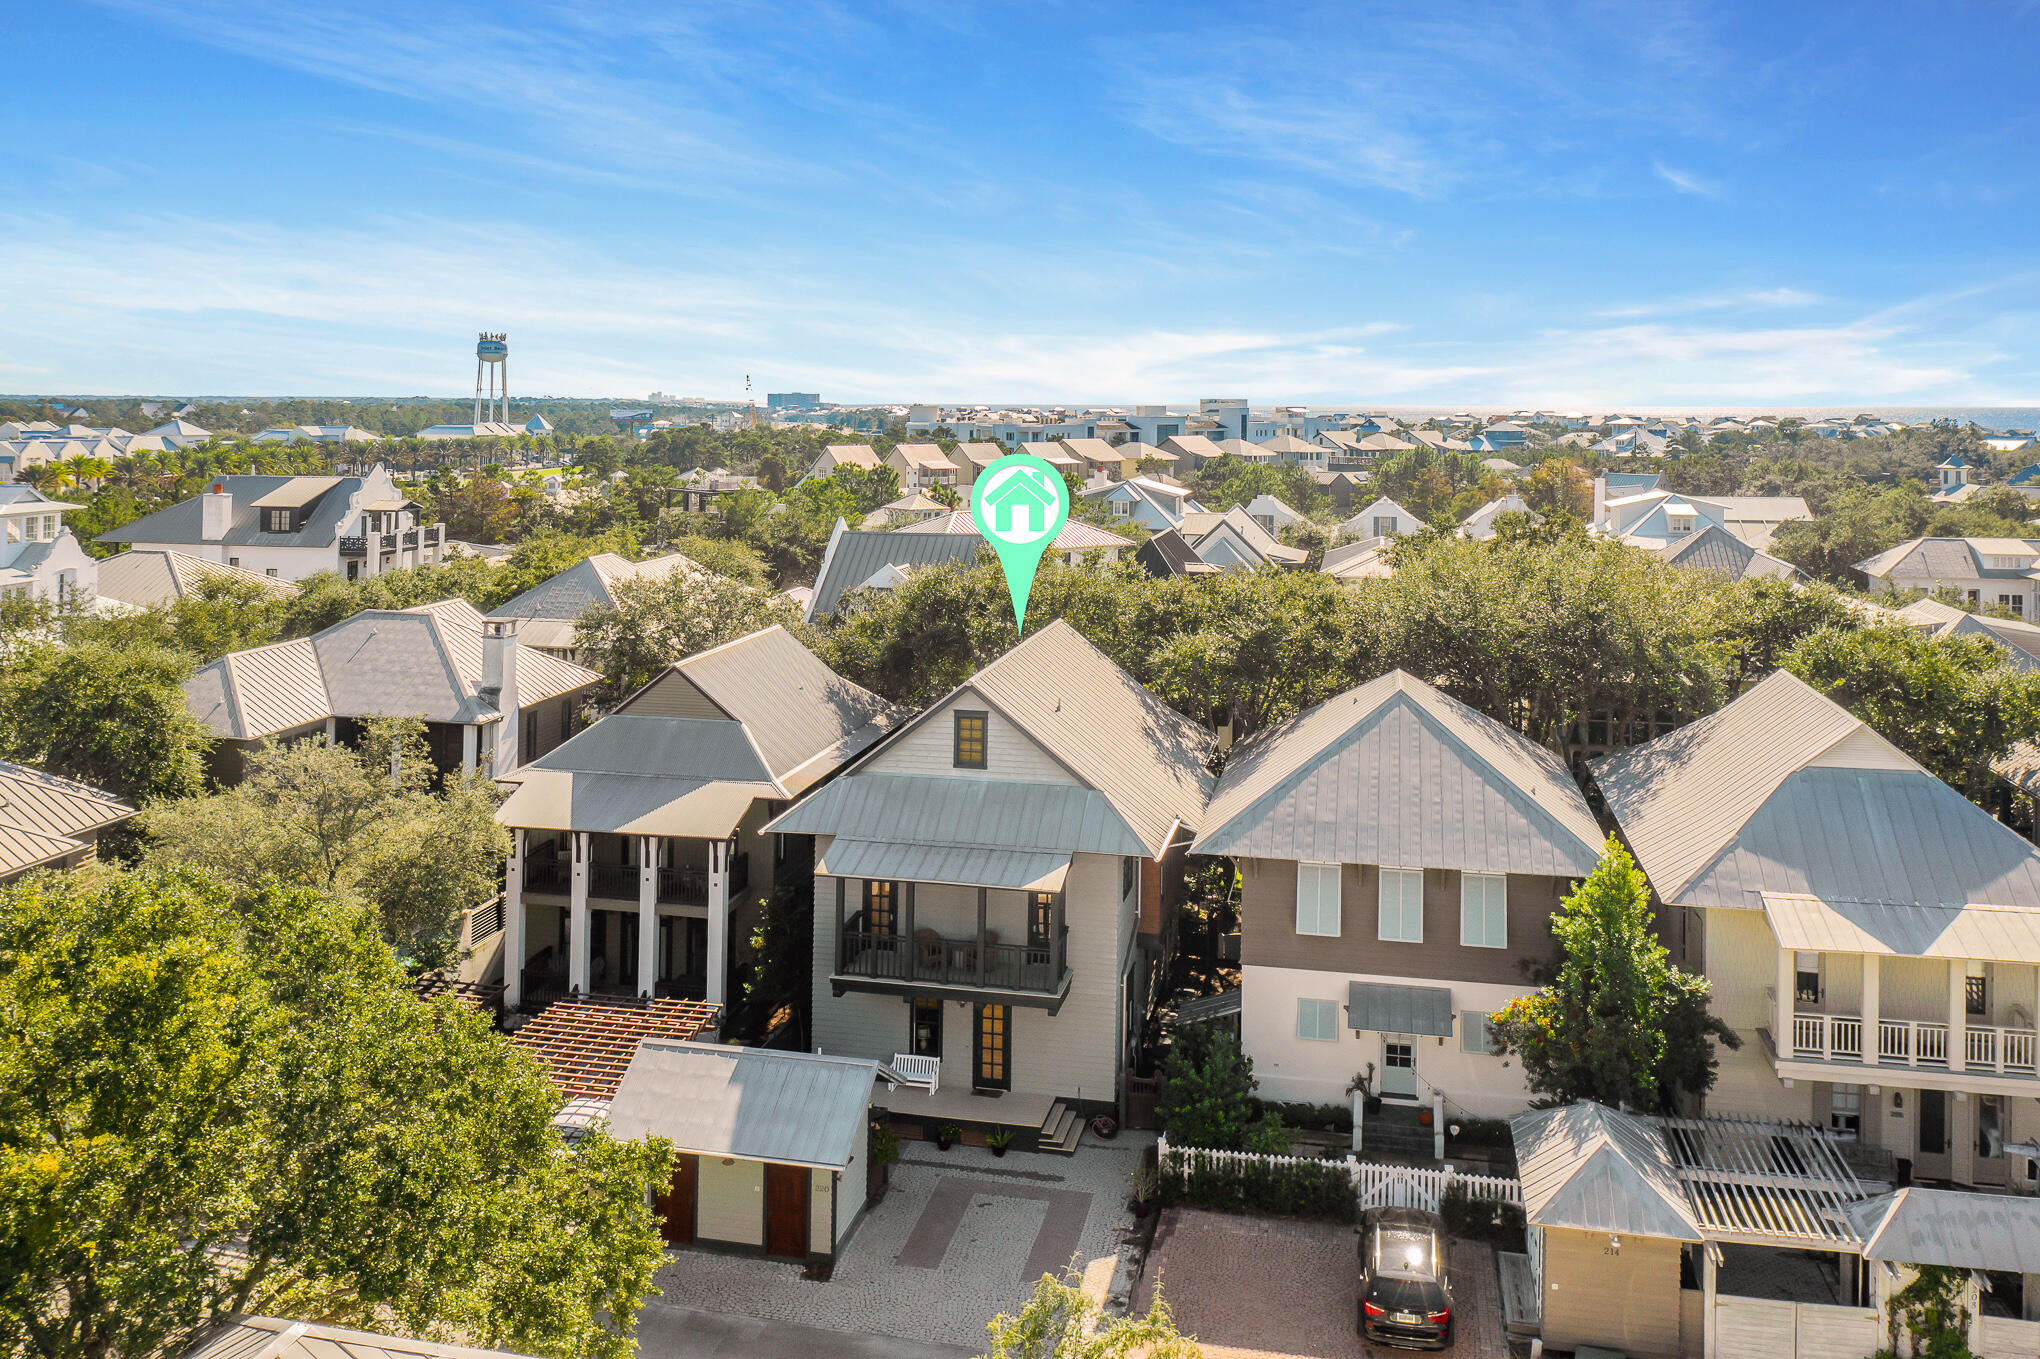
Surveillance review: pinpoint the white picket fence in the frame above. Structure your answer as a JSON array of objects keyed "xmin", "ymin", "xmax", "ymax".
[{"xmin": 1156, "ymin": 1134, "xmax": 1522, "ymax": 1213}]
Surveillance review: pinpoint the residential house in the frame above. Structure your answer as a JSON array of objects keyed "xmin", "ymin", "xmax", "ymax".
[
  {"xmin": 1160, "ymin": 434, "xmax": 1224, "ymax": 472},
  {"xmin": 0, "ymin": 762, "xmax": 135, "ymax": 886},
  {"xmin": 1340, "ymin": 496, "xmax": 1425, "ymax": 539},
  {"xmin": 140, "ymin": 418, "xmax": 212, "ymax": 448},
  {"xmin": 94, "ymin": 548, "xmax": 299, "ymax": 609},
  {"xmin": 896, "ymin": 510, "xmax": 1129, "ymax": 564},
  {"xmin": 1080, "ymin": 475, "xmax": 1202, "ymax": 531},
  {"xmin": 808, "ymin": 443, "xmax": 881, "ymax": 481},
  {"xmin": 1134, "ymin": 527, "xmax": 1222, "ymax": 579},
  {"xmin": 860, "ymin": 492, "xmax": 950, "ymax": 528},
  {"xmin": 1854, "ymin": 538, "xmax": 2040, "ymax": 615},
  {"xmin": 1177, "ymin": 506, "xmax": 1309, "ymax": 571},
  {"xmin": 1195, "ymin": 672, "xmax": 1602, "ymax": 1123},
  {"xmin": 1458, "ymin": 493, "xmax": 1536, "ymax": 541},
  {"xmin": 184, "ymin": 600, "xmax": 597, "ymax": 784},
  {"xmin": 885, "ymin": 443, "xmax": 960, "ymax": 492},
  {"xmin": 181, "ymin": 1317, "xmax": 543, "ymax": 1359},
  {"xmin": 1896, "ymin": 596, "xmax": 2040, "ymax": 669},
  {"xmin": 1933, "ymin": 453, "xmax": 1977, "ymax": 503},
  {"xmin": 605, "ymin": 1041, "xmax": 890, "ymax": 1264},
  {"xmin": 1320, "ymin": 538, "xmax": 1395, "ymax": 582},
  {"xmin": 249, "ymin": 425, "xmax": 377, "ymax": 445},
  {"xmin": 804, "ymin": 517, "xmax": 1130, "ymax": 619},
  {"xmin": 1653, "ymin": 523, "xmax": 1806, "ymax": 583},
  {"xmin": 1214, "ymin": 439, "xmax": 1278, "ymax": 463},
  {"xmin": 486, "ymin": 551, "xmax": 704, "ymax": 657},
  {"xmin": 2004, "ymin": 463, "xmax": 2040, "ymax": 501},
  {"xmin": 1599, "ymin": 489, "xmax": 1811, "ymax": 553},
  {"xmin": 1592, "ymin": 472, "xmax": 1664, "ymax": 524},
  {"xmin": 767, "ymin": 621, "xmax": 1215, "ymax": 1146},
  {"xmin": 677, "ymin": 470, "xmax": 762, "ymax": 513},
  {"xmin": 495, "ymin": 626, "xmax": 898, "ymax": 1010},
  {"xmin": 1244, "ymin": 494, "xmax": 1304, "ymax": 535},
  {"xmin": 949, "ymin": 441, "xmax": 1007, "ymax": 487},
  {"xmin": 1473, "ymin": 420, "xmax": 1530, "ymax": 450},
  {"xmin": 1261, "ymin": 434, "xmax": 1325, "ymax": 469},
  {"xmin": 1059, "ymin": 437, "xmax": 1134, "ymax": 480},
  {"xmin": 95, "ymin": 466, "xmax": 446, "ymax": 581},
  {"xmin": 0, "ymin": 485, "xmax": 96, "ymax": 607},
  {"xmin": 1595, "ymin": 670, "xmax": 2040, "ymax": 1189}
]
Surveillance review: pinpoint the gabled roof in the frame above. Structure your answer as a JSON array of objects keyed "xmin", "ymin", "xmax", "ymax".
[
  {"xmin": 1194, "ymin": 671, "xmax": 1601, "ymax": 873},
  {"xmin": 606, "ymin": 1041, "xmax": 882, "ymax": 1171},
  {"xmin": 1181, "ymin": 505, "xmax": 1308, "ymax": 567},
  {"xmin": 1655, "ymin": 523, "xmax": 1805, "ymax": 582},
  {"xmin": 0, "ymin": 761, "xmax": 135, "ymax": 879},
  {"xmin": 888, "ymin": 442, "xmax": 957, "ymax": 470},
  {"xmin": 1320, "ymin": 538, "xmax": 1394, "ymax": 580},
  {"xmin": 819, "ymin": 443, "xmax": 880, "ymax": 469},
  {"xmin": 1161, "ymin": 434, "xmax": 1224, "ymax": 461},
  {"xmin": 95, "ymin": 471, "xmax": 377, "ymax": 549},
  {"xmin": 95, "ymin": 548, "xmax": 300, "ymax": 609},
  {"xmin": 1136, "ymin": 527, "xmax": 1222, "ymax": 578},
  {"xmin": 895, "ymin": 510, "xmax": 1130, "ymax": 550},
  {"xmin": 1594, "ymin": 670, "xmax": 2040, "ymax": 911},
  {"xmin": 779, "ymin": 620, "xmax": 1214, "ymax": 857},
  {"xmin": 185, "ymin": 599, "xmax": 599, "ymax": 740},
  {"xmin": 951, "ymin": 441, "xmax": 1006, "ymax": 469},
  {"xmin": 1856, "ymin": 536, "xmax": 2040, "ymax": 581},
  {"xmin": 486, "ymin": 552, "xmax": 704, "ymax": 651},
  {"xmin": 1511, "ymin": 1103, "xmax": 1703, "ymax": 1241},
  {"xmin": 1847, "ymin": 1188, "xmax": 2040, "ymax": 1271},
  {"xmin": 805, "ymin": 520, "xmax": 984, "ymax": 618},
  {"xmin": 1459, "ymin": 494, "xmax": 1535, "ymax": 541},
  {"xmin": 182, "ymin": 1316, "xmax": 539, "ymax": 1359}
]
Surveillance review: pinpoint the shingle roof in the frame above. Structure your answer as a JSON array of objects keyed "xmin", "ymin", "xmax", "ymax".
[
  {"xmin": 1195, "ymin": 671, "xmax": 1601, "ymax": 872},
  {"xmin": 185, "ymin": 599, "xmax": 599, "ymax": 740},
  {"xmin": 1594, "ymin": 670, "xmax": 2040, "ymax": 910}
]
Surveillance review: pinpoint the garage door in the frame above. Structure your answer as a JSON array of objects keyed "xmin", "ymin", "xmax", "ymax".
[{"xmin": 1716, "ymin": 1296, "xmax": 1795, "ymax": 1359}]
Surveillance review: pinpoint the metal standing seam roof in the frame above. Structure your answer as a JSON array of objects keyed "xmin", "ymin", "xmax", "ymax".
[
  {"xmin": 1856, "ymin": 537, "xmax": 2040, "ymax": 581},
  {"xmin": 820, "ymin": 443, "xmax": 881, "ymax": 469},
  {"xmin": 94, "ymin": 549, "xmax": 300, "ymax": 608},
  {"xmin": 1194, "ymin": 671, "xmax": 1602, "ymax": 874},
  {"xmin": 180, "ymin": 1316, "xmax": 540, "ymax": 1359},
  {"xmin": 805, "ymin": 519, "xmax": 986, "ymax": 617},
  {"xmin": 889, "ymin": 442, "xmax": 958, "ymax": 470},
  {"xmin": 0, "ymin": 761, "xmax": 136, "ymax": 839},
  {"xmin": 495, "ymin": 717, "xmax": 778, "ymax": 837},
  {"xmin": 249, "ymin": 476, "xmax": 344, "ymax": 509},
  {"xmin": 817, "ymin": 839, "xmax": 1070, "ymax": 891},
  {"xmin": 895, "ymin": 510, "xmax": 1133, "ymax": 551},
  {"xmin": 604, "ymin": 1040, "xmax": 882, "ymax": 1170},
  {"xmin": 1762, "ymin": 892, "xmax": 2040, "ymax": 962},
  {"xmin": 1510, "ymin": 1102, "xmax": 1704, "ymax": 1241},
  {"xmin": 95, "ymin": 472, "xmax": 373, "ymax": 549},
  {"xmin": 1846, "ymin": 1188, "xmax": 2040, "ymax": 1270},
  {"xmin": 487, "ymin": 551, "xmax": 703, "ymax": 627},
  {"xmin": 1655, "ymin": 523, "xmax": 1805, "ymax": 582},
  {"xmin": 765, "ymin": 772, "xmax": 1147, "ymax": 857},
  {"xmin": 1346, "ymin": 981, "xmax": 1453, "ymax": 1036}
]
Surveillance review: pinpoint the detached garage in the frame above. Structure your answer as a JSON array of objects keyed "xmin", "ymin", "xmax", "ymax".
[{"xmin": 605, "ymin": 1040, "xmax": 884, "ymax": 1266}]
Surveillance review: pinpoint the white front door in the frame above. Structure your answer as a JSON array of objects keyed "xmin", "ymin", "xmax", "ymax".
[{"xmin": 1381, "ymin": 1036, "xmax": 1418, "ymax": 1099}]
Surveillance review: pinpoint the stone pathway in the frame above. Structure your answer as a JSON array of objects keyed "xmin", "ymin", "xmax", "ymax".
[
  {"xmin": 649, "ymin": 1139, "xmax": 1145, "ymax": 1350},
  {"xmin": 1136, "ymin": 1208, "xmax": 1506, "ymax": 1359}
]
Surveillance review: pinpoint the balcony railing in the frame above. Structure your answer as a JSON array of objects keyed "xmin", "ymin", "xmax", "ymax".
[
  {"xmin": 836, "ymin": 924, "xmax": 1067, "ymax": 994},
  {"xmin": 339, "ymin": 534, "xmax": 368, "ymax": 556},
  {"xmin": 523, "ymin": 853, "xmax": 567, "ymax": 893},
  {"xmin": 401, "ymin": 528, "xmax": 420, "ymax": 549},
  {"xmin": 1876, "ymin": 1018, "xmax": 1951, "ymax": 1067},
  {"xmin": 1785, "ymin": 1011, "xmax": 2035, "ymax": 1072},
  {"xmin": 522, "ymin": 852, "xmax": 744, "ymax": 906}
]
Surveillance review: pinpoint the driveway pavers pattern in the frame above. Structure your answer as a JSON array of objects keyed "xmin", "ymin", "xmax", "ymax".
[
  {"xmin": 1136, "ymin": 1207, "xmax": 1506, "ymax": 1359},
  {"xmin": 649, "ymin": 1139, "xmax": 1144, "ymax": 1351}
]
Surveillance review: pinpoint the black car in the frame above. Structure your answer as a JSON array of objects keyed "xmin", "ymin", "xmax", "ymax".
[{"xmin": 1357, "ymin": 1206, "xmax": 1453, "ymax": 1349}]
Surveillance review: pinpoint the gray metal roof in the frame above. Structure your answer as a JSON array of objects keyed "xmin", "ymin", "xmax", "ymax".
[
  {"xmin": 604, "ymin": 1040, "xmax": 880, "ymax": 1169},
  {"xmin": 1195, "ymin": 671, "xmax": 1601, "ymax": 874},
  {"xmin": 1176, "ymin": 988, "xmax": 1242, "ymax": 1024},
  {"xmin": 766, "ymin": 771, "xmax": 1146, "ymax": 856},
  {"xmin": 1656, "ymin": 524, "xmax": 1804, "ymax": 582},
  {"xmin": 1511, "ymin": 1102, "xmax": 1703, "ymax": 1241},
  {"xmin": 95, "ymin": 549, "xmax": 299, "ymax": 608},
  {"xmin": 1857, "ymin": 536, "xmax": 2040, "ymax": 581},
  {"xmin": 1847, "ymin": 1188, "xmax": 2040, "ymax": 1270},
  {"xmin": 817, "ymin": 838, "xmax": 1069, "ymax": 891},
  {"xmin": 1346, "ymin": 981, "xmax": 1452, "ymax": 1036},
  {"xmin": 805, "ymin": 519, "xmax": 984, "ymax": 617},
  {"xmin": 96, "ymin": 473, "xmax": 367, "ymax": 549},
  {"xmin": 486, "ymin": 552, "xmax": 701, "ymax": 634},
  {"xmin": 181, "ymin": 1316, "xmax": 536, "ymax": 1359},
  {"xmin": 186, "ymin": 599, "xmax": 599, "ymax": 740}
]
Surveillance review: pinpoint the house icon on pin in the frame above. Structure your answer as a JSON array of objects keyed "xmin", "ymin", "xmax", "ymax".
[{"xmin": 980, "ymin": 466, "xmax": 1061, "ymax": 541}]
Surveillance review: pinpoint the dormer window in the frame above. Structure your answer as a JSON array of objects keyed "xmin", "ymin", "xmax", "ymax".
[
  {"xmin": 1668, "ymin": 514, "xmax": 1695, "ymax": 536},
  {"xmin": 263, "ymin": 508, "xmax": 293, "ymax": 533}
]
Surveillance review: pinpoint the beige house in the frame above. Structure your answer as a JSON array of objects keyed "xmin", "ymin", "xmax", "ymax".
[
  {"xmin": 809, "ymin": 443, "xmax": 881, "ymax": 480},
  {"xmin": 1855, "ymin": 537, "xmax": 2040, "ymax": 617},
  {"xmin": 884, "ymin": 443, "xmax": 959, "ymax": 492},
  {"xmin": 769, "ymin": 620, "xmax": 1213, "ymax": 1151}
]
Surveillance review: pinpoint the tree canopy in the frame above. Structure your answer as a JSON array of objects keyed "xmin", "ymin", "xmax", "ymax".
[{"xmin": 0, "ymin": 641, "xmax": 209, "ymax": 804}]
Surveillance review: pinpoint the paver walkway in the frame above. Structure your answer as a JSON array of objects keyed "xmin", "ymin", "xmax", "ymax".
[{"xmin": 1137, "ymin": 1208, "xmax": 1505, "ymax": 1359}]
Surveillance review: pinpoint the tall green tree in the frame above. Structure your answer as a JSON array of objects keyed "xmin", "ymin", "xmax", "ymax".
[
  {"xmin": 1154, "ymin": 1024, "xmax": 1286, "ymax": 1153},
  {"xmin": 0, "ymin": 642, "xmax": 208, "ymax": 803},
  {"xmin": 0, "ymin": 870, "xmax": 668, "ymax": 1359},
  {"xmin": 981, "ymin": 1270, "xmax": 1202, "ymax": 1359},
  {"xmin": 575, "ymin": 569, "xmax": 801, "ymax": 701},
  {"xmin": 1488, "ymin": 838, "xmax": 1736, "ymax": 1112}
]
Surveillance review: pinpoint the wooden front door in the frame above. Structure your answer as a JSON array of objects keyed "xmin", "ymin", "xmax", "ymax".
[
  {"xmin": 976, "ymin": 1004, "xmax": 1011, "ymax": 1091},
  {"xmin": 763, "ymin": 1163, "xmax": 810, "ymax": 1259},
  {"xmin": 656, "ymin": 1154, "xmax": 697, "ymax": 1244}
]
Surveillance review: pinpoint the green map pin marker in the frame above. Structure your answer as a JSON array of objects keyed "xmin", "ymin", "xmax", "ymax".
[{"xmin": 970, "ymin": 452, "xmax": 1070, "ymax": 632}]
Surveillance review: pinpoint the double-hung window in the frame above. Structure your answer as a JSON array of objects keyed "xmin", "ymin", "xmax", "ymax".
[
  {"xmin": 1296, "ymin": 997, "xmax": 1338, "ymax": 1042},
  {"xmin": 1460, "ymin": 873, "xmax": 1507, "ymax": 949},
  {"xmin": 952, "ymin": 711, "xmax": 987, "ymax": 769},
  {"xmin": 1460, "ymin": 1011, "xmax": 1496, "ymax": 1055},
  {"xmin": 1295, "ymin": 862, "xmax": 1341, "ymax": 936},
  {"xmin": 1378, "ymin": 868, "xmax": 1423, "ymax": 943}
]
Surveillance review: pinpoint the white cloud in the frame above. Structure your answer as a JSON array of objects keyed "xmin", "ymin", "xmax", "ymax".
[{"xmin": 1652, "ymin": 158, "xmax": 1723, "ymax": 198}]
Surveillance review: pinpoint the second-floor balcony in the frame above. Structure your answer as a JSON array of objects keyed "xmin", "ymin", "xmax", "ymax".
[
  {"xmin": 520, "ymin": 848, "xmax": 747, "ymax": 908},
  {"xmin": 833, "ymin": 914, "xmax": 1070, "ymax": 1007},
  {"xmin": 1789, "ymin": 1011, "xmax": 2037, "ymax": 1075}
]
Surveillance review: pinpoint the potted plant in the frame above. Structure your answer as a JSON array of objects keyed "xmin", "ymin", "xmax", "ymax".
[
  {"xmin": 1089, "ymin": 1114, "xmax": 1119, "ymax": 1140},
  {"xmin": 986, "ymin": 1128, "xmax": 1014, "ymax": 1158},
  {"xmin": 1348, "ymin": 1064, "xmax": 1381, "ymax": 1117},
  {"xmin": 1127, "ymin": 1164, "xmax": 1159, "ymax": 1218},
  {"xmin": 934, "ymin": 1122, "xmax": 962, "ymax": 1151}
]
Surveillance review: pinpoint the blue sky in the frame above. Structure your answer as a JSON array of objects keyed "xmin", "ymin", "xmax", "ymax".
[{"xmin": 5, "ymin": 0, "xmax": 2039, "ymax": 405}]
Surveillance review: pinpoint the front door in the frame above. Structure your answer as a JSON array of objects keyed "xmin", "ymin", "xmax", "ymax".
[
  {"xmin": 1381, "ymin": 1036, "xmax": 1418, "ymax": 1100},
  {"xmin": 976, "ymin": 1004, "xmax": 1011, "ymax": 1091},
  {"xmin": 656, "ymin": 1154, "xmax": 697, "ymax": 1244},
  {"xmin": 1916, "ymin": 1089, "xmax": 1951, "ymax": 1181},
  {"xmin": 763, "ymin": 1163, "xmax": 810, "ymax": 1259}
]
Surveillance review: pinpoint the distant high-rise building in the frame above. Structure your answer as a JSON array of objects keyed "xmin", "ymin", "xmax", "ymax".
[
  {"xmin": 1199, "ymin": 396, "xmax": 1249, "ymax": 440},
  {"xmin": 769, "ymin": 392, "xmax": 822, "ymax": 410}
]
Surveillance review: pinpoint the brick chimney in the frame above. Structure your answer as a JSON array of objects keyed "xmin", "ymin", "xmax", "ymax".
[
  {"xmin": 201, "ymin": 482, "xmax": 231, "ymax": 541},
  {"xmin": 481, "ymin": 617, "xmax": 522, "ymax": 772}
]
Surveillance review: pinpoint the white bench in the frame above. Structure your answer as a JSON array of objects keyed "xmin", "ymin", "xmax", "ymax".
[{"xmin": 889, "ymin": 1053, "xmax": 940, "ymax": 1092}]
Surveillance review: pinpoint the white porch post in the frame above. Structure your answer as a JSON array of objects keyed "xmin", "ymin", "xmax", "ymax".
[
  {"xmin": 1702, "ymin": 1244, "xmax": 1719, "ymax": 1359},
  {"xmin": 1351, "ymin": 1088, "xmax": 1365, "ymax": 1154},
  {"xmin": 1949, "ymin": 959, "xmax": 1968, "ymax": 1072},
  {"xmin": 1432, "ymin": 1092, "xmax": 1445, "ymax": 1160},
  {"xmin": 503, "ymin": 829, "xmax": 525, "ymax": 1010},
  {"xmin": 1777, "ymin": 946, "xmax": 1796, "ymax": 1053},
  {"xmin": 461, "ymin": 723, "xmax": 480, "ymax": 772},
  {"xmin": 706, "ymin": 838, "xmax": 729, "ymax": 1007},
  {"xmin": 637, "ymin": 835, "xmax": 658, "ymax": 998},
  {"xmin": 568, "ymin": 831, "xmax": 590, "ymax": 994},
  {"xmin": 1862, "ymin": 954, "xmax": 1881, "ymax": 1066}
]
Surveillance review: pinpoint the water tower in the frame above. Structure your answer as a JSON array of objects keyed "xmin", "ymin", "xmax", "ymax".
[{"xmin": 474, "ymin": 332, "xmax": 509, "ymax": 424}]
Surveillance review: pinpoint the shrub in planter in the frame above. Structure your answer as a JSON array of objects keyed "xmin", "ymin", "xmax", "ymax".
[
  {"xmin": 1157, "ymin": 1144, "xmax": 1357, "ymax": 1223},
  {"xmin": 986, "ymin": 1128, "xmax": 1014, "ymax": 1157},
  {"xmin": 1128, "ymin": 1164, "xmax": 1159, "ymax": 1217},
  {"xmin": 1439, "ymin": 1181, "xmax": 1527, "ymax": 1245},
  {"xmin": 935, "ymin": 1122, "xmax": 962, "ymax": 1151}
]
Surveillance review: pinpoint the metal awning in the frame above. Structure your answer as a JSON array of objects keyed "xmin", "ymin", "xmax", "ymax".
[
  {"xmin": 495, "ymin": 768, "xmax": 766, "ymax": 838},
  {"xmin": 816, "ymin": 838, "xmax": 1070, "ymax": 892},
  {"xmin": 1763, "ymin": 892, "xmax": 2040, "ymax": 964},
  {"xmin": 1345, "ymin": 981, "xmax": 1453, "ymax": 1037},
  {"xmin": 1848, "ymin": 1188, "xmax": 2040, "ymax": 1271},
  {"xmin": 250, "ymin": 476, "xmax": 343, "ymax": 508}
]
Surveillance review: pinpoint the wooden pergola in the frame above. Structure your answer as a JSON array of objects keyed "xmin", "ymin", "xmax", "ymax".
[{"xmin": 509, "ymin": 996, "xmax": 721, "ymax": 1100}]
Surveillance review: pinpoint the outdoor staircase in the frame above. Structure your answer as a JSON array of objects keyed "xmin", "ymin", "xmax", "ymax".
[
  {"xmin": 1037, "ymin": 1101, "xmax": 1085, "ymax": 1156},
  {"xmin": 1359, "ymin": 1105, "xmax": 1438, "ymax": 1162}
]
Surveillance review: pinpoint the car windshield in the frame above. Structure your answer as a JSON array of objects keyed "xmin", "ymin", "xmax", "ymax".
[{"xmin": 1377, "ymin": 1227, "xmax": 1437, "ymax": 1279}]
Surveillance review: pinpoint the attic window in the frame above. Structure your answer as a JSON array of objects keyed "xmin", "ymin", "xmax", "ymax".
[
  {"xmin": 263, "ymin": 507, "xmax": 293, "ymax": 533},
  {"xmin": 1668, "ymin": 514, "xmax": 1695, "ymax": 535},
  {"xmin": 953, "ymin": 711, "xmax": 987, "ymax": 769}
]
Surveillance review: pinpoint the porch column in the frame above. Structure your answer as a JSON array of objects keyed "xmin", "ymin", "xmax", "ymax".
[
  {"xmin": 976, "ymin": 888, "xmax": 989, "ymax": 987},
  {"xmin": 1950, "ymin": 958, "xmax": 1968, "ymax": 1072},
  {"xmin": 834, "ymin": 876, "xmax": 846, "ymax": 971},
  {"xmin": 462, "ymin": 723, "xmax": 480, "ymax": 772},
  {"xmin": 1702, "ymin": 1244, "xmax": 1719, "ymax": 1359},
  {"xmin": 1432, "ymin": 1093, "xmax": 1445, "ymax": 1160},
  {"xmin": 903, "ymin": 880, "xmax": 917, "ymax": 982},
  {"xmin": 1052, "ymin": 891, "xmax": 1066, "ymax": 977},
  {"xmin": 1777, "ymin": 946, "xmax": 1795, "ymax": 1053},
  {"xmin": 706, "ymin": 838, "xmax": 728, "ymax": 1007},
  {"xmin": 503, "ymin": 828, "xmax": 526, "ymax": 1010},
  {"xmin": 1351, "ymin": 1089, "xmax": 1365, "ymax": 1154},
  {"xmin": 568, "ymin": 831, "xmax": 590, "ymax": 994},
  {"xmin": 1862, "ymin": 954, "xmax": 1881, "ymax": 1066},
  {"xmin": 324, "ymin": 717, "xmax": 337, "ymax": 744},
  {"xmin": 637, "ymin": 835, "xmax": 658, "ymax": 998}
]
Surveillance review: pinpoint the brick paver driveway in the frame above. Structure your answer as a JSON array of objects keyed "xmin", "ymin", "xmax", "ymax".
[{"xmin": 1136, "ymin": 1208, "xmax": 1505, "ymax": 1359}]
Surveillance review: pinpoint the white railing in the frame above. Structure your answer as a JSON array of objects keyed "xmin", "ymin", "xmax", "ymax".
[
  {"xmin": 1966, "ymin": 1025, "xmax": 2039, "ymax": 1074},
  {"xmin": 887, "ymin": 1053, "xmax": 940, "ymax": 1092},
  {"xmin": 1792, "ymin": 1013, "xmax": 1864, "ymax": 1060},
  {"xmin": 1155, "ymin": 1134, "xmax": 1521, "ymax": 1214},
  {"xmin": 1875, "ymin": 1018, "xmax": 1951, "ymax": 1066}
]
